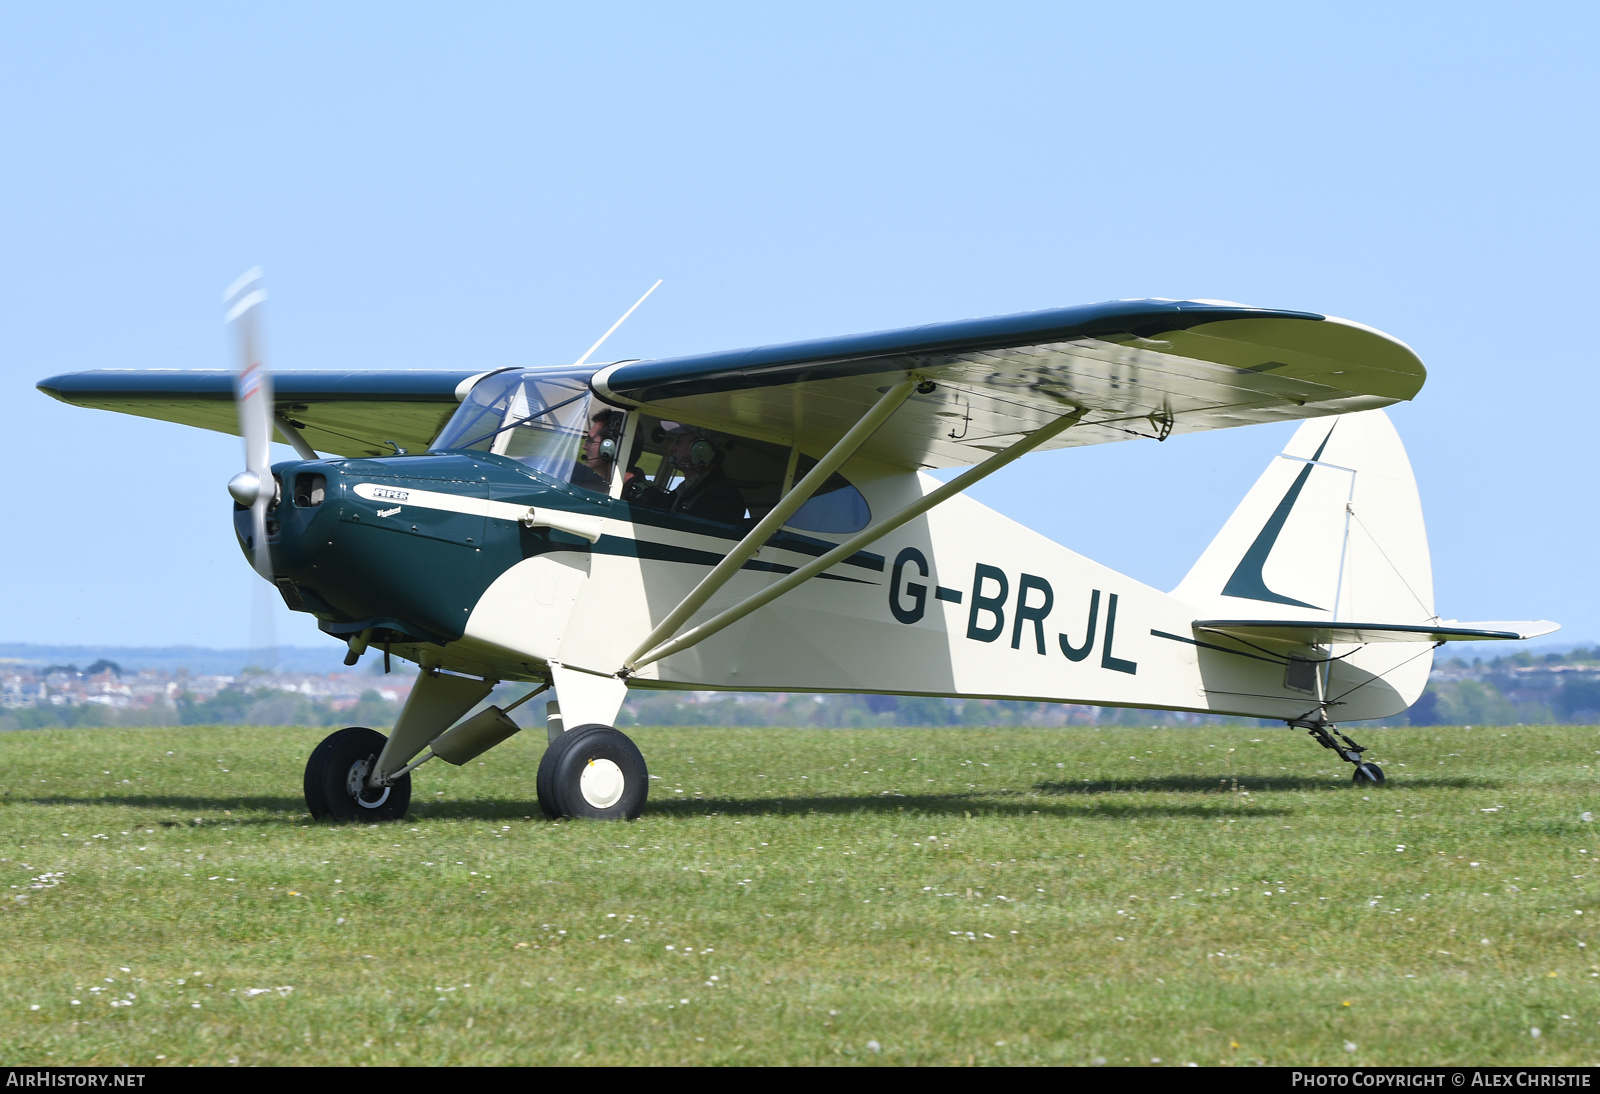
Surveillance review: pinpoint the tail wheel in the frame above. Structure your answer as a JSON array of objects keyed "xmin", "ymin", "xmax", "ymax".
[
  {"xmin": 304, "ymin": 726, "xmax": 411, "ymax": 822},
  {"xmin": 1352, "ymin": 762, "xmax": 1385, "ymax": 786},
  {"xmin": 536, "ymin": 725, "xmax": 648, "ymax": 820}
]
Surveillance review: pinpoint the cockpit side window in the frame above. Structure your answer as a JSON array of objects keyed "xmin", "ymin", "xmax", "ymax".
[{"xmin": 622, "ymin": 415, "xmax": 871, "ymax": 533}]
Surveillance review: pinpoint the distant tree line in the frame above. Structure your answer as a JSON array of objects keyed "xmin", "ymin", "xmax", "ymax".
[
  {"xmin": 1403, "ymin": 648, "xmax": 1600, "ymax": 726},
  {"xmin": 7, "ymin": 648, "xmax": 1598, "ymax": 731},
  {"xmin": 616, "ymin": 691, "xmax": 1249, "ymax": 729},
  {"xmin": 34, "ymin": 659, "xmax": 122, "ymax": 678},
  {"xmin": 0, "ymin": 686, "xmax": 400, "ymax": 731}
]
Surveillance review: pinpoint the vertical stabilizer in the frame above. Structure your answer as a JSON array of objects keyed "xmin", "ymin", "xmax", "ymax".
[{"xmin": 1174, "ymin": 409, "xmax": 1434, "ymax": 628}]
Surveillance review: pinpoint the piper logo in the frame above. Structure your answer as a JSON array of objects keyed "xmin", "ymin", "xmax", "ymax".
[
  {"xmin": 889, "ymin": 548, "xmax": 1137, "ymax": 675},
  {"xmin": 369, "ymin": 487, "xmax": 410, "ymax": 502}
]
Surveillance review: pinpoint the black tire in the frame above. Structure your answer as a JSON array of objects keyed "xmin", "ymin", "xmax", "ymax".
[
  {"xmin": 304, "ymin": 726, "xmax": 412, "ymax": 822},
  {"xmin": 536, "ymin": 724, "xmax": 648, "ymax": 820},
  {"xmin": 1352, "ymin": 762, "xmax": 1385, "ymax": 786},
  {"xmin": 534, "ymin": 726, "xmax": 575, "ymax": 820}
]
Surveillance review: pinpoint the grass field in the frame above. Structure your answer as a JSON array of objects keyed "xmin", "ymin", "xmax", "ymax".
[{"xmin": 1, "ymin": 722, "xmax": 1598, "ymax": 1066}]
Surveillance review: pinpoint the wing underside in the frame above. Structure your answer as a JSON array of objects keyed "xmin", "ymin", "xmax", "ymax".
[
  {"xmin": 593, "ymin": 300, "xmax": 1426, "ymax": 469},
  {"xmin": 36, "ymin": 370, "xmax": 482, "ymax": 458}
]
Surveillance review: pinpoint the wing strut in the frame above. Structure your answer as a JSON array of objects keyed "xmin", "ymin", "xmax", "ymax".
[
  {"xmin": 624, "ymin": 404, "xmax": 1089, "ymax": 673},
  {"xmin": 274, "ymin": 413, "xmax": 318, "ymax": 460},
  {"xmin": 621, "ymin": 375, "xmax": 919, "ymax": 672}
]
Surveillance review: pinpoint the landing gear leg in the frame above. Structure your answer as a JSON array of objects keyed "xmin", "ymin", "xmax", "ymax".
[{"xmin": 1291, "ymin": 717, "xmax": 1384, "ymax": 786}]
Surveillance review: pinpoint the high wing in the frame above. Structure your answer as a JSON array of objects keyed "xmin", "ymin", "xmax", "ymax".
[
  {"xmin": 36, "ymin": 369, "xmax": 488, "ymax": 458},
  {"xmin": 592, "ymin": 299, "xmax": 1426, "ymax": 469},
  {"xmin": 37, "ymin": 299, "xmax": 1424, "ymax": 466}
]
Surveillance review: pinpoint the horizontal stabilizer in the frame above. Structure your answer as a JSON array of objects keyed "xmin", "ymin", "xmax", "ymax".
[{"xmin": 1195, "ymin": 619, "xmax": 1561, "ymax": 646}]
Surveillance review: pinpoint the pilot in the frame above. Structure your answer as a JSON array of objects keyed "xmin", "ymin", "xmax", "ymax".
[
  {"xmin": 572, "ymin": 409, "xmax": 626, "ymax": 491},
  {"xmin": 662, "ymin": 424, "xmax": 745, "ymax": 524}
]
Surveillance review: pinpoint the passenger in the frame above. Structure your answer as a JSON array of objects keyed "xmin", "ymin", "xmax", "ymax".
[{"xmin": 662, "ymin": 424, "xmax": 745, "ymax": 524}]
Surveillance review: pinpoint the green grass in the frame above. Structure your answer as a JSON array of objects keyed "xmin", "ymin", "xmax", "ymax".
[{"xmin": 1, "ymin": 722, "xmax": 1599, "ymax": 1066}]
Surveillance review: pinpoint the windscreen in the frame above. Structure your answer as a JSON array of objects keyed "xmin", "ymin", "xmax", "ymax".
[{"xmin": 430, "ymin": 369, "xmax": 620, "ymax": 491}]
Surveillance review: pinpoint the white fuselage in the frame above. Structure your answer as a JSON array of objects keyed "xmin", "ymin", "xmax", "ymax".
[{"xmin": 454, "ymin": 457, "xmax": 1424, "ymax": 724}]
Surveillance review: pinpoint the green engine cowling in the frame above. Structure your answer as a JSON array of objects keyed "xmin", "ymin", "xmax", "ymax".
[{"xmin": 238, "ymin": 452, "xmax": 614, "ymax": 647}]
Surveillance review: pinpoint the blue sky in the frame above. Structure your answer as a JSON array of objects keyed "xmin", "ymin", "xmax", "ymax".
[{"xmin": 1, "ymin": 2, "xmax": 1594, "ymax": 649}]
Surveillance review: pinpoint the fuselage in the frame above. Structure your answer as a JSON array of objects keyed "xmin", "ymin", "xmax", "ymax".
[{"xmin": 245, "ymin": 446, "xmax": 1421, "ymax": 723}]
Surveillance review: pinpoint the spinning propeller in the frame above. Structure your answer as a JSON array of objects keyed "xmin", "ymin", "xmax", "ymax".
[{"xmin": 223, "ymin": 268, "xmax": 274, "ymax": 581}]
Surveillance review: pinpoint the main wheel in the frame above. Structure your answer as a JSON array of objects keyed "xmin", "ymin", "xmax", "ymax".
[
  {"xmin": 536, "ymin": 724, "xmax": 648, "ymax": 820},
  {"xmin": 1352, "ymin": 762, "xmax": 1385, "ymax": 786},
  {"xmin": 304, "ymin": 726, "xmax": 411, "ymax": 822}
]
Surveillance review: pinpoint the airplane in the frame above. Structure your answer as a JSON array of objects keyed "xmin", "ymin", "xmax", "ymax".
[{"xmin": 36, "ymin": 275, "xmax": 1556, "ymax": 821}]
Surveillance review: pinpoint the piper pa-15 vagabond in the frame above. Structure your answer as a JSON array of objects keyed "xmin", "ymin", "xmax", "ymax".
[{"xmin": 38, "ymin": 275, "xmax": 1556, "ymax": 821}]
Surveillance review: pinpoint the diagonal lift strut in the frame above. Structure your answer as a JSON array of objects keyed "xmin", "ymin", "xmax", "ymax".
[
  {"xmin": 624, "ymin": 404, "xmax": 1089, "ymax": 673},
  {"xmin": 621, "ymin": 375, "xmax": 919, "ymax": 673}
]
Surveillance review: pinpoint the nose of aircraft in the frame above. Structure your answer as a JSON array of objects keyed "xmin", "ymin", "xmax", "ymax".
[
  {"xmin": 241, "ymin": 455, "xmax": 505, "ymax": 647},
  {"xmin": 232, "ymin": 462, "xmax": 329, "ymax": 577}
]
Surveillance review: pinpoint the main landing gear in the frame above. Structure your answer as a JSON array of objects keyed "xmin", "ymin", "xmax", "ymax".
[
  {"xmin": 299, "ymin": 654, "xmax": 639, "ymax": 824},
  {"xmin": 301, "ymin": 721, "xmax": 649, "ymax": 822},
  {"xmin": 537, "ymin": 724, "xmax": 650, "ymax": 820},
  {"xmin": 304, "ymin": 726, "xmax": 413, "ymax": 821},
  {"xmin": 1290, "ymin": 717, "xmax": 1384, "ymax": 786}
]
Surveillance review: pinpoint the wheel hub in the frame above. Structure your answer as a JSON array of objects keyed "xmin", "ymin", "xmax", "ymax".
[
  {"xmin": 346, "ymin": 756, "xmax": 391, "ymax": 809},
  {"xmin": 579, "ymin": 758, "xmax": 625, "ymax": 809}
]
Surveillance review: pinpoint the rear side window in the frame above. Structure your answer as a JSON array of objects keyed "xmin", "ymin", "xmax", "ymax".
[
  {"xmin": 787, "ymin": 474, "xmax": 870, "ymax": 533},
  {"xmin": 624, "ymin": 415, "xmax": 871, "ymax": 533}
]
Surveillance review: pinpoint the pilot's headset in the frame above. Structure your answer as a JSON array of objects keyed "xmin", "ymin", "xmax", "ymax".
[
  {"xmin": 592, "ymin": 411, "xmax": 623, "ymax": 459},
  {"xmin": 685, "ymin": 434, "xmax": 716, "ymax": 469},
  {"xmin": 660, "ymin": 422, "xmax": 716, "ymax": 469}
]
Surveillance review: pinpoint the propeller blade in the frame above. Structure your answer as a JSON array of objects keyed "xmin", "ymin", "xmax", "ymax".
[{"xmin": 225, "ymin": 268, "xmax": 275, "ymax": 580}]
